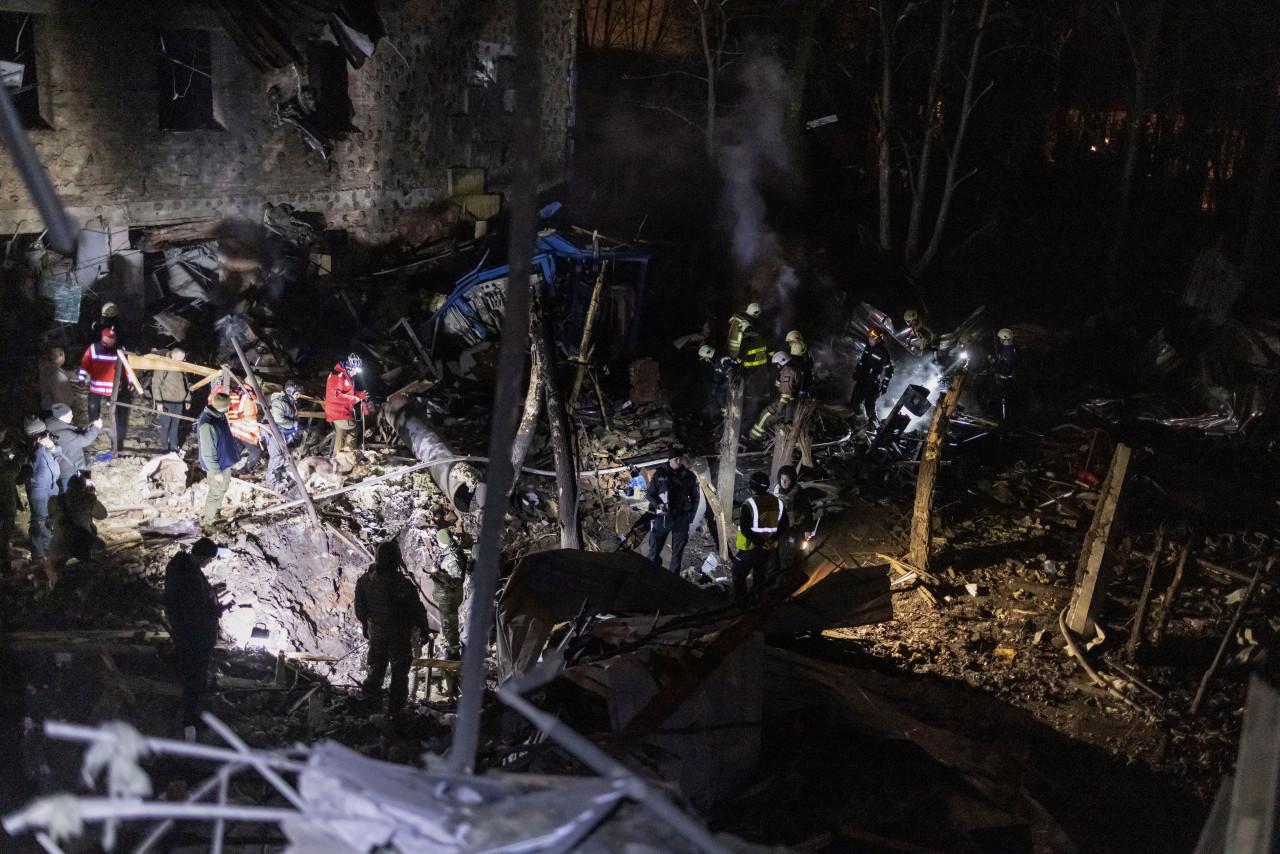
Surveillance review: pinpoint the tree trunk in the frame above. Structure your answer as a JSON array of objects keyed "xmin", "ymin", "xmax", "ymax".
[
  {"xmin": 509, "ymin": 317, "xmax": 545, "ymax": 477},
  {"xmin": 786, "ymin": 0, "xmax": 823, "ymax": 148},
  {"xmin": 908, "ymin": 370, "xmax": 966, "ymax": 572},
  {"xmin": 535, "ymin": 311, "xmax": 579, "ymax": 549},
  {"xmin": 569, "ymin": 262, "xmax": 607, "ymax": 407},
  {"xmin": 715, "ymin": 374, "xmax": 744, "ymax": 560},
  {"xmin": 1240, "ymin": 57, "xmax": 1280, "ymax": 283},
  {"xmin": 908, "ymin": 0, "xmax": 991, "ymax": 279},
  {"xmin": 904, "ymin": 0, "xmax": 953, "ymax": 267},
  {"xmin": 1108, "ymin": 0, "xmax": 1166, "ymax": 281}
]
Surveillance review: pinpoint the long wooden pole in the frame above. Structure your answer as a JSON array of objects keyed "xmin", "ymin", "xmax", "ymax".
[
  {"xmin": 509, "ymin": 316, "xmax": 545, "ymax": 477},
  {"xmin": 569, "ymin": 261, "xmax": 608, "ymax": 408},
  {"xmin": 535, "ymin": 307, "xmax": 579, "ymax": 549},
  {"xmin": 1150, "ymin": 544, "xmax": 1188, "ymax": 649},
  {"xmin": 1190, "ymin": 558, "xmax": 1272, "ymax": 715},
  {"xmin": 1067, "ymin": 442, "xmax": 1131, "ymax": 636},
  {"xmin": 715, "ymin": 374, "xmax": 744, "ymax": 560},
  {"xmin": 907, "ymin": 370, "xmax": 966, "ymax": 572},
  {"xmin": 1125, "ymin": 524, "xmax": 1163, "ymax": 660},
  {"xmin": 231, "ymin": 338, "xmax": 320, "ymax": 531}
]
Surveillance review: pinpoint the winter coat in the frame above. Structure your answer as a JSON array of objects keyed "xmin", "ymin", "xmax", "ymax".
[
  {"xmin": 775, "ymin": 364, "xmax": 802, "ymax": 399},
  {"xmin": 269, "ymin": 392, "xmax": 298, "ymax": 430},
  {"xmin": 39, "ymin": 362, "xmax": 77, "ymax": 411},
  {"xmin": 354, "ymin": 567, "xmax": 430, "ymax": 644},
  {"xmin": 324, "ymin": 363, "xmax": 366, "ymax": 422},
  {"xmin": 197, "ymin": 407, "xmax": 239, "ymax": 474},
  {"xmin": 151, "ymin": 368, "xmax": 190, "ymax": 404},
  {"xmin": 78, "ymin": 343, "xmax": 119, "ymax": 396},
  {"xmin": 854, "ymin": 341, "xmax": 892, "ymax": 385},
  {"xmin": 26, "ymin": 444, "xmax": 63, "ymax": 498},
  {"xmin": 49, "ymin": 488, "xmax": 107, "ymax": 561},
  {"xmin": 45, "ymin": 418, "xmax": 100, "ymax": 478},
  {"xmin": 646, "ymin": 464, "xmax": 699, "ymax": 522},
  {"xmin": 164, "ymin": 551, "xmax": 221, "ymax": 655}
]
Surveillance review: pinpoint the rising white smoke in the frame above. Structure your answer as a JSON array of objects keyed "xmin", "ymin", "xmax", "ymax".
[{"xmin": 715, "ymin": 55, "xmax": 793, "ymax": 319}]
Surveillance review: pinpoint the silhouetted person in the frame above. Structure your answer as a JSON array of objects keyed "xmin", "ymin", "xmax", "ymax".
[
  {"xmin": 355, "ymin": 540, "xmax": 432, "ymax": 716},
  {"xmin": 164, "ymin": 537, "xmax": 222, "ymax": 742}
]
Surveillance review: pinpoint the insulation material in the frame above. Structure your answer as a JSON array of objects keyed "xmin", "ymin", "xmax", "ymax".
[{"xmin": 163, "ymin": 242, "xmax": 219, "ymax": 300}]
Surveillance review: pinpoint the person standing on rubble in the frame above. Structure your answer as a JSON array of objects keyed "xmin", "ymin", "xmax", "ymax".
[
  {"xmin": 38, "ymin": 347, "xmax": 78, "ymax": 417},
  {"xmin": 23, "ymin": 418, "xmax": 64, "ymax": 568},
  {"xmin": 0, "ymin": 426, "xmax": 21, "ymax": 575},
  {"xmin": 850, "ymin": 328, "xmax": 893, "ymax": 425},
  {"xmin": 732, "ymin": 471, "xmax": 787, "ymax": 604},
  {"xmin": 989, "ymin": 328, "xmax": 1019, "ymax": 421},
  {"xmin": 78, "ymin": 327, "xmax": 120, "ymax": 427},
  {"xmin": 270, "ymin": 381, "xmax": 303, "ymax": 446},
  {"xmin": 44, "ymin": 404, "xmax": 101, "ymax": 491},
  {"xmin": 45, "ymin": 474, "xmax": 107, "ymax": 588},
  {"xmin": 226, "ymin": 386, "xmax": 263, "ymax": 473},
  {"xmin": 749, "ymin": 352, "xmax": 803, "ymax": 442},
  {"xmin": 431, "ymin": 529, "xmax": 468, "ymax": 659},
  {"xmin": 355, "ymin": 540, "xmax": 433, "ymax": 717},
  {"xmin": 727, "ymin": 303, "xmax": 768, "ymax": 367},
  {"xmin": 326, "ymin": 354, "xmax": 368, "ymax": 454},
  {"xmin": 151, "ymin": 348, "xmax": 192, "ymax": 454},
  {"xmin": 164, "ymin": 537, "xmax": 223, "ymax": 742},
  {"xmin": 197, "ymin": 393, "xmax": 239, "ymax": 528},
  {"xmin": 645, "ymin": 449, "xmax": 699, "ymax": 574},
  {"xmin": 698, "ymin": 345, "xmax": 737, "ymax": 416},
  {"xmin": 773, "ymin": 465, "xmax": 813, "ymax": 567},
  {"xmin": 785, "ymin": 331, "xmax": 814, "ymax": 391}
]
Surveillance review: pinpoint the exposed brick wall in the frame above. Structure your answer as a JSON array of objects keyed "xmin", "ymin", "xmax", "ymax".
[{"xmin": 0, "ymin": 0, "xmax": 574, "ymax": 246}]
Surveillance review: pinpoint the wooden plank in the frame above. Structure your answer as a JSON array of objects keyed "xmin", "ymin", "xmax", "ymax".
[
  {"xmin": 907, "ymin": 371, "xmax": 966, "ymax": 572},
  {"xmin": 1066, "ymin": 442, "xmax": 1131, "ymax": 636},
  {"xmin": 1150, "ymin": 545, "xmax": 1188, "ymax": 649}
]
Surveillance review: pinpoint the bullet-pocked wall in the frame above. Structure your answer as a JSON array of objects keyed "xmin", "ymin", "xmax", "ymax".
[{"xmin": 0, "ymin": 0, "xmax": 575, "ymax": 246}]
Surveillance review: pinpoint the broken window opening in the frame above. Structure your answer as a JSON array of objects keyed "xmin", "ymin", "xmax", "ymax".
[
  {"xmin": 0, "ymin": 12, "xmax": 50, "ymax": 129},
  {"xmin": 157, "ymin": 29, "xmax": 222, "ymax": 131}
]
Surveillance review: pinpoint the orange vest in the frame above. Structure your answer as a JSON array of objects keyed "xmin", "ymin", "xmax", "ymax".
[{"xmin": 227, "ymin": 389, "xmax": 261, "ymax": 445}]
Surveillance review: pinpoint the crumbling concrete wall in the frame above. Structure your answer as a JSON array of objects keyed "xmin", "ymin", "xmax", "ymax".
[{"xmin": 0, "ymin": 0, "xmax": 574, "ymax": 246}]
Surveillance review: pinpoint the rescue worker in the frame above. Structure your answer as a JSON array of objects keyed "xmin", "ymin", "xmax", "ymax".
[
  {"xmin": 785, "ymin": 330, "xmax": 814, "ymax": 391},
  {"xmin": 850, "ymin": 328, "xmax": 893, "ymax": 424},
  {"xmin": 354, "ymin": 540, "xmax": 433, "ymax": 716},
  {"xmin": 773, "ymin": 464, "xmax": 814, "ymax": 566},
  {"xmin": 726, "ymin": 303, "xmax": 767, "ymax": 368},
  {"xmin": 326, "ymin": 354, "xmax": 368, "ymax": 454},
  {"xmin": 151, "ymin": 348, "xmax": 192, "ymax": 454},
  {"xmin": 262, "ymin": 428, "xmax": 291, "ymax": 493},
  {"xmin": 225, "ymin": 386, "xmax": 263, "ymax": 473},
  {"xmin": 432, "ymin": 529, "xmax": 468, "ymax": 659},
  {"xmin": 698, "ymin": 345, "xmax": 737, "ymax": 415},
  {"xmin": 732, "ymin": 471, "xmax": 787, "ymax": 604},
  {"xmin": 645, "ymin": 449, "xmax": 699, "ymax": 573},
  {"xmin": 990, "ymin": 328, "xmax": 1018, "ymax": 420},
  {"xmin": 78, "ymin": 327, "xmax": 120, "ymax": 424},
  {"xmin": 38, "ymin": 346, "xmax": 77, "ymax": 416},
  {"xmin": 91, "ymin": 301, "xmax": 119, "ymax": 342},
  {"xmin": 902, "ymin": 309, "xmax": 935, "ymax": 355},
  {"xmin": 750, "ymin": 351, "xmax": 803, "ymax": 441},
  {"xmin": 24, "ymin": 418, "xmax": 64, "ymax": 567},
  {"xmin": 44, "ymin": 404, "xmax": 101, "ymax": 491},
  {"xmin": 164, "ymin": 537, "xmax": 222, "ymax": 742},
  {"xmin": 269, "ymin": 381, "xmax": 303, "ymax": 446},
  {"xmin": 45, "ymin": 473, "xmax": 107, "ymax": 587},
  {"xmin": 0, "ymin": 426, "xmax": 20, "ymax": 575},
  {"xmin": 197, "ymin": 393, "xmax": 238, "ymax": 528}
]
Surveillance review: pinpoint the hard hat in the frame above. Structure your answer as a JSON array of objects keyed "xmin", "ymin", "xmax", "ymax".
[
  {"xmin": 101, "ymin": 302, "xmax": 119, "ymax": 318},
  {"xmin": 904, "ymin": 309, "xmax": 918, "ymax": 325},
  {"xmin": 346, "ymin": 353, "xmax": 362, "ymax": 372},
  {"xmin": 100, "ymin": 327, "xmax": 117, "ymax": 345},
  {"xmin": 284, "ymin": 380, "xmax": 300, "ymax": 396},
  {"xmin": 771, "ymin": 351, "xmax": 790, "ymax": 366},
  {"xmin": 435, "ymin": 529, "xmax": 453, "ymax": 548},
  {"xmin": 997, "ymin": 328, "xmax": 1014, "ymax": 343},
  {"xmin": 789, "ymin": 340, "xmax": 808, "ymax": 357},
  {"xmin": 697, "ymin": 344, "xmax": 715, "ymax": 360},
  {"xmin": 427, "ymin": 293, "xmax": 448, "ymax": 314},
  {"xmin": 749, "ymin": 471, "xmax": 770, "ymax": 492},
  {"xmin": 868, "ymin": 328, "xmax": 882, "ymax": 342},
  {"xmin": 744, "ymin": 303, "xmax": 761, "ymax": 319},
  {"xmin": 785, "ymin": 330, "xmax": 805, "ymax": 345}
]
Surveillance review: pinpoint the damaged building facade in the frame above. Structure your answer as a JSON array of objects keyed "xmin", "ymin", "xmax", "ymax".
[{"xmin": 0, "ymin": 0, "xmax": 576, "ymax": 325}]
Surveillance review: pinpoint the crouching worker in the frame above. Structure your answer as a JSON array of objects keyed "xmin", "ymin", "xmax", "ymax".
[
  {"xmin": 732, "ymin": 472, "xmax": 787, "ymax": 605},
  {"xmin": 164, "ymin": 537, "xmax": 222, "ymax": 742},
  {"xmin": 45, "ymin": 474, "xmax": 107, "ymax": 588},
  {"xmin": 355, "ymin": 540, "xmax": 434, "ymax": 717}
]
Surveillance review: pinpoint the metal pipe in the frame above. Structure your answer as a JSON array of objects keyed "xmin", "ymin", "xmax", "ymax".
[
  {"xmin": 0, "ymin": 81, "xmax": 78, "ymax": 256},
  {"xmin": 384, "ymin": 395, "xmax": 486, "ymax": 513}
]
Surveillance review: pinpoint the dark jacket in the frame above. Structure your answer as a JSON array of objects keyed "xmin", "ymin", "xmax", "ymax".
[
  {"xmin": 646, "ymin": 464, "xmax": 699, "ymax": 522},
  {"xmin": 26, "ymin": 444, "xmax": 63, "ymax": 498},
  {"xmin": 854, "ymin": 341, "xmax": 892, "ymax": 386},
  {"xmin": 776, "ymin": 364, "xmax": 802, "ymax": 398},
  {"xmin": 269, "ymin": 392, "xmax": 298, "ymax": 430},
  {"xmin": 45, "ymin": 418, "xmax": 100, "ymax": 479},
  {"xmin": 354, "ymin": 567, "xmax": 430, "ymax": 644},
  {"xmin": 164, "ymin": 551, "xmax": 221, "ymax": 655},
  {"xmin": 774, "ymin": 482, "xmax": 813, "ymax": 533},
  {"xmin": 197, "ymin": 408, "xmax": 239, "ymax": 473},
  {"xmin": 49, "ymin": 487, "xmax": 107, "ymax": 561}
]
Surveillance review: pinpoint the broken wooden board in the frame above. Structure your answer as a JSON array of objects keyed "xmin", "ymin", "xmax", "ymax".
[{"xmin": 1066, "ymin": 442, "xmax": 1131, "ymax": 636}]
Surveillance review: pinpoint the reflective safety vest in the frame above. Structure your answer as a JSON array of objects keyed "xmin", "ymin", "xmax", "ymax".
[
  {"xmin": 727, "ymin": 314, "xmax": 768, "ymax": 367},
  {"xmin": 735, "ymin": 493, "xmax": 784, "ymax": 551},
  {"xmin": 78, "ymin": 343, "xmax": 119, "ymax": 396},
  {"xmin": 218, "ymin": 388, "xmax": 261, "ymax": 445}
]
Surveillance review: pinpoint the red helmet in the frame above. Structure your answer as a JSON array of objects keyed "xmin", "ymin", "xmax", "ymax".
[{"xmin": 101, "ymin": 327, "xmax": 117, "ymax": 345}]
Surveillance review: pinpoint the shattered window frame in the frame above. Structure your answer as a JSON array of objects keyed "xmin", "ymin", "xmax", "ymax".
[
  {"xmin": 156, "ymin": 27, "xmax": 223, "ymax": 132},
  {"xmin": 0, "ymin": 11, "xmax": 51, "ymax": 129}
]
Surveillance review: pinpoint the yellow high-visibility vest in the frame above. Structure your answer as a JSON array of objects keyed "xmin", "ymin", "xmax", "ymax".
[{"xmin": 735, "ymin": 493, "xmax": 784, "ymax": 551}]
